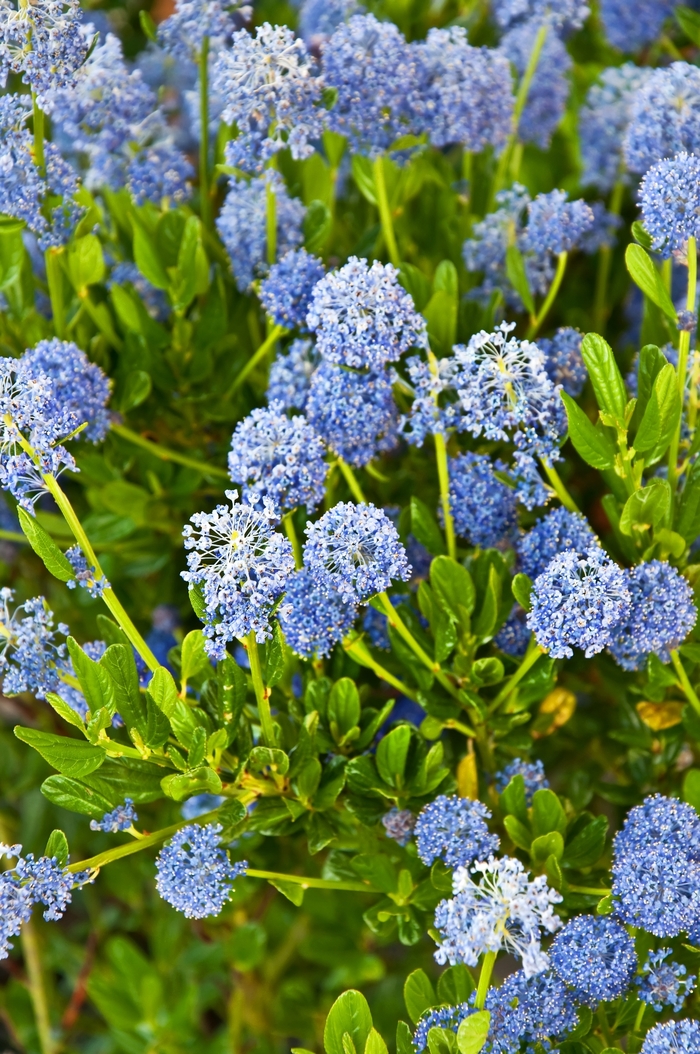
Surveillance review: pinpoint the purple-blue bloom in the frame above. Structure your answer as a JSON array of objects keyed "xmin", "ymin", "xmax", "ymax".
[
  {"xmin": 637, "ymin": 949, "xmax": 696, "ymax": 1012},
  {"xmin": 608, "ymin": 560, "xmax": 697, "ymax": 671},
  {"xmin": 498, "ymin": 21, "xmax": 571, "ymax": 149},
  {"xmin": 550, "ymin": 915, "xmax": 637, "ymax": 1006},
  {"xmin": 259, "ymin": 249, "xmax": 325, "ymax": 331},
  {"xmin": 157, "ymin": 0, "xmax": 240, "ymax": 60},
  {"xmin": 299, "ymin": 0, "xmax": 362, "ymax": 49},
  {"xmin": 382, "ymin": 808, "xmax": 416, "ymax": 847},
  {"xmin": 0, "ymin": 0, "xmax": 87, "ymax": 106},
  {"xmin": 495, "ymin": 758, "xmax": 549, "ymax": 804},
  {"xmin": 640, "ymin": 152, "xmax": 700, "ymax": 257},
  {"xmin": 65, "ymin": 546, "xmax": 110, "ymax": 599},
  {"xmin": 414, "ymin": 795, "xmax": 499, "ymax": 869},
  {"xmin": 306, "ymin": 362, "xmax": 399, "ymax": 467},
  {"xmin": 277, "ymin": 568, "xmax": 357, "ymax": 658},
  {"xmin": 517, "ymin": 507, "xmax": 597, "ymax": 580},
  {"xmin": 600, "ymin": 0, "xmax": 676, "ymax": 52},
  {"xmin": 398, "ymin": 354, "xmax": 462, "ymax": 446},
  {"xmin": 538, "ymin": 327, "xmax": 587, "ymax": 397},
  {"xmin": 641, "ymin": 1019, "xmax": 700, "ymax": 1054},
  {"xmin": 267, "ymin": 339, "xmax": 320, "ymax": 411},
  {"xmin": 524, "ymin": 191, "xmax": 594, "ymax": 257},
  {"xmin": 412, "ymin": 1005, "xmax": 472, "ymax": 1054},
  {"xmin": 580, "ymin": 64, "xmax": 652, "ymax": 192},
  {"xmin": 90, "ymin": 799, "xmax": 138, "ymax": 833},
  {"xmin": 624, "ymin": 63, "xmax": 700, "ymax": 176},
  {"xmin": 19, "ymin": 339, "xmax": 111, "ymax": 443},
  {"xmin": 492, "ymin": 0, "xmax": 589, "ymax": 30},
  {"xmin": 0, "ymin": 589, "xmax": 68, "ymax": 699},
  {"xmin": 447, "ymin": 452, "xmax": 518, "ymax": 548},
  {"xmin": 155, "ymin": 823, "xmax": 247, "ymax": 919},
  {"xmin": 495, "ymin": 606, "xmax": 531, "ymax": 657}
]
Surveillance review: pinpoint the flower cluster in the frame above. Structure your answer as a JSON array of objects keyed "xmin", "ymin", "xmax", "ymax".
[
  {"xmin": 0, "ymin": 0, "xmax": 87, "ymax": 105},
  {"xmin": 608, "ymin": 561, "xmax": 697, "ymax": 670},
  {"xmin": 305, "ymin": 362, "xmax": 399, "ymax": 467},
  {"xmin": 446, "ymin": 453, "xmax": 518, "ymax": 548},
  {"xmin": 637, "ymin": 949, "xmax": 696, "ymax": 1012},
  {"xmin": 495, "ymin": 758, "xmax": 549, "ymax": 803},
  {"xmin": 550, "ymin": 915, "xmax": 637, "ymax": 1006},
  {"xmin": 259, "ymin": 249, "xmax": 325, "ymax": 331},
  {"xmin": 414, "ymin": 796, "xmax": 500, "ymax": 869},
  {"xmin": 155, "ymin": 824, "xmax": 247, "ymax": 919},
  {"xmin": 0, "ymin": 589, "xmax": 68, "ymax": 699},
  {"xmin": 90, "ymin": 799, "xmax": 138, "ymax": 833},
  {"xmin": 277, "ymin": 568, "xmax": 357, "ymax": 659}
]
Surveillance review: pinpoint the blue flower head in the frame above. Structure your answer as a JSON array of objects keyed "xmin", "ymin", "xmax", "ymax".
[
  {"xmin": 625, "ymin": 63, "xmax": 700, "ymax": 176},
  {"xmin": 637, "ymin": 949, "xmax": 696, "ymax": 1013},
  {"xmin": 306, "ymin": 362, "xmax": 399, "ymax": 467},
  {"xmin": 267, "ymin": 339, "xmax": 320, "ymax": 412},
  {"xmin": 214, "ymin": 24, "xmax": 324, "ymax": 173},
  {"xmin": 299, "ymin": 0, "xmax": 362, "ymax": 48},
  {"xmin": 495, "ymin": 606, "xmax": 531, "ymax": 657},
  {"xmin": 413, "ymin": 27, "xmax": 513, "ymax": 152},
  {"xmin": 412, "ymin": 1005, "xmax": 472, "ymax": 1054},
  {"xmin": 228, "ymin": 402, "xmax": 328, "ymax": 515},
  {"xmin": 0, "ymin": 0, "xmax": 87, "ymax": 106},
  {"xmin": 608, "ymin": 560, "xmax": 697, "ymax": 671},
  {"xmin": 414, "ymin": 795, "xmax": 500, "ymax": 869},
  {"xmin": 182, "ymin": 490, "xmax": 295, "ymax": 657},
  {"xmin": 498, "ymin": 22, "xmax": 571, "ymax": 149},
  {"xmin": 518, "ymin": 507, "xmax": 597, "ymax": 580},
  {"xmin": 640, "ymin": 153, "xmax": 700, "ymax": 258},
  {"xmin": 90, "ymin": 799, "xmax": 138, "ymax": 833},
  {"xmin": 259, "ymin": 249, "xmax": 325, "ymax": 331},
  {"xmin": 306, "ymin": 257, "xmax": 426, "ymax": 370},
  {"xmin": 495, "ymin": 758, "xmax": 549, "ymax": 804},
  {"xmin": 66, "ymin": 545, "xmax": 110, "ymax": 599},
  {"xmin": 489, "ymin": 968, "xmax": 579, "ymax": 1048},
  {"xmin": 158, "ymin": 0, "xmax": 240, "ymax": 60},
  {"xmin": 127, "ymin": 141, "xmax": 192, "ymax": 206},
  {"xmin": 550, "ymin": 915, "xmax": 637, "ymax": 1006},
  {"xmin": 303, "ymin": 501, "xmax": 411, "ymax": 604},
  {"xmin": 538, "ymin": 328, "xmax": 587, "ymax": 397},
  {"xmin": 217, "ymin": 171, "xmax": 305, "ymax": 290},
  {"xmin": 527, "ymin": 546, "xmax": 630, "ymax": 659},
  {"xmin": 446, "ymin": 452, "xmax": 518, "ymax": 548},
  {"xmin": 19, "ymin": 339, "xmax": 112, "ymax": 443},
  {"xmin": 580, "ymin": 64, "xmax": 652, "ymax": 192},
  {"xmin": 641, "ymin": 1020, "xmax": 700, "ymax": 1054},
  {"xmin": 492, "ymin": 0, "xmax": 589, "ymax": 30},
  {"xmin": 277, "ymin": 568, "xmax": 357, "ymax": 658},
  {"xmin": 601, "ymin": 0, "xmax": 677, "ymax": 52},
  {"xmin": 398, "ymin": 354, "xmax": 463, "ymax": 447},
  {"xmin": 0, "ymin": 589, "xmax": 68, "ymax": 699},
  {"xmin": 612, "ymin": 794, "xmax": 700, "ymax": 937},
  {"xmin": 155, "ymin": 823, "xmax": 247, "ymax": 919},
  {"xmin": 524, "ymin": 191, "xmax": 594, "ymax": 257},
  {"xmin": 382, "ymin": 808, "xmax": 416, "ymax": 847}
]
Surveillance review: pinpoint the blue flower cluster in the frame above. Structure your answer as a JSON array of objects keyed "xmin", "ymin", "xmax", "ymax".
[
  {"xmin": 608, "ymin": 561, "xmax": 697, "ymax": 671},
  {"xmin": 414, "ymin": 796, "xmax": 500, "ymax": 869},
  {"xmin": 90, "ymin": 799, "xmax": 138, "ymax": 833},
  {"xmin": 267, "ymin": 339, "xmax": 320, "ymax": 412},
  {"xmin": 155, "ymin": 824, "xmax": 247, "ymax": 919},
  {"xmin": 641, "ymin": 1020, "xmax": 700, "ymax": 1054},
  {"xmin": 637, "ymin": 949, "xmax": 696, "ymax": 1013},
  {"xmin": 640, "ymin": 152, "xmax": 700, "ymax": 256},
  {"xmin": 0, "ymin": 588, "xmax": 68, "ymax": 699},
  {"xmin": 157, "ymin": 0, "xmax": 239, "ymax": 59},
  {"xmin": 580, "ymin": 64, "xmax": 651, "ymax": 192},
  {"xmin": 523, "ymin": 190, "xmax": 594, "ymax": 257},
  {"xmin": 381, "ymin": 808, "xmax": 416, "ymax": 847},
  {"xmin": 538, "ymin": 327, "xmax": 587, "ymax": 397},
  {"xmin": 305, "ymin": 362, "xmax": 399, "ymax": 467},
  {"xmin": 277, "ymin": 568, "xmax": 357, "ymax": 659},
  {"xmin": 550, "ymin": 915, "xmax": 637, "ymax": 1006},
  {"xmin": 398, "ymin": 354, "xmax": 462, "ymax": 446},
  {"xmin": 624, "ymin": 62, "xmax": 700, "ymax": 176},
  {"xmin": 518, "ymin": 507, "xmax": 597, "ymax": 580},
  {"xmin": 495, "ymin": 758, "xmax": 549, "ymax": 803},
  {"xmin": 446, "ymin": 453, "xmax": 518, "ymax": 548},
  {"xmin": 259, "ymin": 249, "xmax": 325, "ymax": 331},
  {"xmin": 0, "ymin": 0, "xmax": 87, "ymax": 106}
]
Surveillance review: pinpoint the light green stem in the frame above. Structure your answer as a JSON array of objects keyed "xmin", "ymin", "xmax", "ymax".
[
  {"xmin": 0, "ymin": 528, "xmax": 26, "ymax": 543},
  {"xmin": 343, "ymin": 636, "xmax": 419, "ymax": 700},
  {"xmin": 669, "ymin": 236, "xmax": 697, "ymax": 493},
  {"xmin": 434, "ymin": 432, "xmax": 456, "ymax": 560},
  {"xmin": 22, "ymin": 919, "xmax": 54, "ymax": 1054},
  {"xmin": 266, "ymin": 180, "xmax": 277, "ymax": 267},
  {"xmin": 246, "ymin": 869, "xmax": 371, "ymax": 891},
  {"xmin": 227, "ymin": 323, "xmax": 286, "ymax": 396},
  {"xmin": 527, "ymin": 252, "xmax": 567, "ymax": 339},
  {"xmin": 283, "ymin": 512, "xmax": 303, "ymax": 569},
  {"xmin": 633, "ymin": 1001, "xmax": 646, "ymax": 1035},
  {"xmin": 32, "ymin": 95, "xmax": 45, "ymax": 175},
  {"xmin": 568, "ymin": 885, "xmax": 611, "ymax": 895},
  {"xmin": 594, "ymin": 181, "xmax": 624, "ymax": 331},
  {"xmin": 337, "ymin": 458, "xmax": 367, "ymax": 503},
  {"xmin": 246, "ymin": 632, "xmax": 276, "ymax": 747},
  {"xmin": 540, "ymin": 459, "xmax": 580, "ymax": 513},
  {"xmin": 475, "ymin": 951, "xmax": 497, "ymax": 1010},
  {"xmin": 373, "ymin": 155, "xmax": 400, "ymax": 267},
  {"xmin": 111, "ymin": 423, "xmax": 228, "ymax": 478},
  {"xmin": 671, "ymin": 649, "xmax": 700, "ymax": 716},
  {"xmin": 597, "ymin": 1006, "xmax": 615, "ymax": 1048},
  {"xmin": 45, "ymin": 249, "xmax": 66, "ymax": 339},
  {"xmin": 489, "ymin": 639, "xmax": 543, "ymax": 711},
  {"xmin": 199, "ymin": 37, "xmax": 211, "ymax": 230},
  {"xmin": 376, "ymin": 591, "xmax": 459, "ymax": 699},
  {"xmin": 492, "ymin": 22, "xmax": 548, "ymax": 202}
]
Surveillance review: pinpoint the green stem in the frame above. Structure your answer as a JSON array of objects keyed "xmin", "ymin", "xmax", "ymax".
[
  {"xmin": 246, "ymin": 869, "xmax": 372, "ymax": 892},
  {"xmin": 266, "ymin": 180, "xmax": 277, "ymax": 267},
  {"xmin": 246, "ymin": 632, "xmax": 276, "ymax": 747},
  {"xmin": 596, "ymin": 1006, "xmax": 615, "ymax": 1048},
  {"xmin": 337, "ymin": 458, "xmax": 367, "ymax": 503},
  {"xmin": 671, "ymin": 649, "xmax": 700, "ymax": 716},
  {"xmin": 669, "ymin": 236, "xmax": 697, "ymax": 493},
  {"xmin": 475, "ymin": 951, "xmax": 497, "ymax": 1010},
  {"xmin": 111, "ymin": 423, "xmax": 228, "ymax": 478},
  {"xmin": 45, "ymin": 249, "xmax": 66, "ymax": 339},
  {"xmin": 40, "ymin": 471, "xmax": 159, "ymax": 672},
  {"xmin": 633, "ymin": 1000, "xmax": 646, "ymax": 1035},
  {"xmin": 0, "ymin": 528, "xmax": 26, "ymax": 543},
  {"xmin": 21, "ymin": 919, "xmax": 54, "ymax": 1054},
  {"xmin": 540, "ymin": 459, "xmax": 580, "ymax": 513},
  {"xmin": 373, "ymin": 155, "xmax": 400, "ymax": 268},
  {"xmin": 527, "ymin": 252, "xmax": 567, "ymax": 339},
  {"xmin": 199, "ymin": 37, "xmax": 211, "ymax": 230},
  {"xmin": 434, "ymin": 431, "xmax": 456, "ymax": 560},
  {"xmin": 568, "ymin": 885, "xmax": 611, "ymax": 895},
  {"xmin": 343, "ymin": 636, "xmax": 420, "ymax": 701},
  {"xmin": 594, "ymin": 181, "xmax": 624, "ymax": 331},
  {"xmin": 66, "ymin": 809, "xmax": 224, "ymax": 873},
  {"xmin": 376, "ymin": 591, "xmax": 459, "ymax": 699},
  {"xmin": 283, "ymin": 512, "xmax": 303, "ymax": 569},
  {"xmin": 32, "ymin": 95, "xmax": 45, "ymax": 175},
  {"xmin": 227, "ymin": 323, "xmax": 286, "ymax": 396},
  {"xmin": 489, "ymin": 639, "xmax": 543, "ymax": 711}
]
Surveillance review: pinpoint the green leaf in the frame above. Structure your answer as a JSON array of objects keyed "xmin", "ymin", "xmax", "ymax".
[
  {"xmin": 631, "ymin": 221, "xmax": 653, "ymax": 250},
  {"xmin": 376, "ymin": 725, "xmax": 412, "ymax": 786},
  {"xmin": 456, "ymin": 1011, "xmax": 490, "ymax": 1054},
  {"xmin": 434, "ymin": 260, "xmax": 458, "ymax": 297},
  {"xmin": 505, "ymin": 245, "xmax": 535, "ymax": 314},
  {"xmin": 268, "ymin": 879, "xmax": 305, "ymax": 905},
  {"xmin": 139, "ymin": 8, "xmax": 158, "ymax": 41},
  {"xmin": 683, "ymin": 768, "xmax": 700, "ymax": 813},
  {"xmin": 403, "ymin": 970, "xmax": 437, "ymax": 1024},
  {"xmin": 634, "ymin": 363, "xmax": 681, "ymax": 461},
  {"xmin": 18, "ymin": 508, "xmax": 74, "ymax": 582},
  {"xmin": 14, "ymin": 726, "xmax": 105, "ymax": 778},
  {"xmin": 504, "ymin": 814, "xmax": 532, "ymax": 850},
  {"xmin": 45, "ymin": 692, "xmax": 86, "ymax": 731},
  {"xmin": 428, "ymin": 1027, "xmax": 457, "ymax": 1054},
  {"xmin": 44, "ymin": 829, "xmax": 69, "ymax": 867},
  {"xmin": 365, "ymin": 1028, "xmax": 389, "ymax": 1054},
  {"xmin": 500, "ymin": 774, "xmax": 527, "ymax": 822},
  {"xmin": 264, "ymin": 622, "xmax": 286, "ymax": 687},
  {"xmin": 632, "ymin": 344, "xmax": 667, "ymax": 429},
  {"xmin": 411, "ymin": 497, "xmax": 447, "ymax": 556},
  {"xmin": 531, "ymin": 788, "xmax": 567, "ymax": 836},
  {"xmin": 304, "ymin": 199, "xmax": 332, "ymax": 252},
  {"xmin": 143, "ymin": 695, "xmax": 171, "ymax": 749},
  {"xmin": 351, "ymin": 157, "xmax": 377, "ymax": 205},
  {"xmin": 120, "ymin": 370, "xmax": 152, "ymax": 412},
  {"xmin": 351, "ymin": 853, "xmax": 397, "ymax": 894},
  {"xmin": 65, "ymin": 234, "xmax": 105, "ymax": 292},
  {"xmin": 560, "ymin": 391, "xmax": 615, "ymax": 469},
  {"xmin": 133, "ymin": 221, "xmax": 169, "ymax": 289},
  {"xmin": 625, "ymin": 244, "xmax": 678, "ymax": 322},
  {"xmin": 0, "ymin": 227, "xmax": 25, "ymax": 289},
  {"xmin": 424, "ymin": 290, "xmax": 457, "ymax": 357},
  {"xmin": 431, "ymin": 556, "xmax": 476, "ymax": 622},
  {"xmin": 677, "ymin": 4, "xmax": 700, "ymax": 44},
  {"xmin": 472, "ymin": 565, "xmax": 501, "ymax": 640},
  {"xmin": 67, "ymin": 638, "xmax": 116, "ymax": 717},
  {"xmin": 619, "ymin": 480, "xmax": 671, "ymax": 536},
  {"xmin": 41, "ymin": 774, "xmax": 113, "ymax": 820},
  {"xmin": 676, "ymin": 461, "xmax": 700, "ymax": 543},
  {"xmin": 562, "ymin": 815, "xmax": 608, "ymax": 869},
  {"xmin": 180, "ymin": 629, "xmax": 210, "ymax": 684},
  {"xmin": 531, "ymin": 830, "xmax": 565, "ymax": 864},
  {"xmin": 160, "ymin": 767, "xmax": 223, "ymax": 801},
  {"xmin": 436, "ymin": 966, "xmax": 474, "ymax": 1005},
  {"xmin": 580, "ymin": 333, "xmax": 628, "ymax": 422},
  {"xmin": 247, "ymin": 746, "xmax": 290, "ymax": 775},
  {"xmin": 147, "ymin": 666, "xmax": 179, "ymax": 718},
  {"xmin": 188, "ymin": 582, "xmax": 207, "ymax": 620},
  {"xmin": 512, "ymin": 573, "xmax": 533, "ymax": 612},
  {"xmin": 324, "ymin": 991, "xmax": 373, "ymax": 1054},
  {"xmin": 329, "ymin": 678, "xmax": 361, "ymax": 737},
  {"xmin": 100, "ymin": 644, "xmax": 144, "ymax": 730}
]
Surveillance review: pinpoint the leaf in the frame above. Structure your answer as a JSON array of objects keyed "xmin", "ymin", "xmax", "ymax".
[
  {"xmin": 264, "ymin": 622, "xmax": 286, "ymax": 687},
  {"xmin": 133, "ymin": 221, "xmax": 169, "ymax": 290},
  {"xmin": 403, "ymin": 970, "xmax": 437, "ymax": 1024},
  {"xmin": 45, "ymin": 692, "xmax": 85, "ymax": 731},
  {"xmin": 100, "ymin": 644, "xmax": 144, "ymax": 730},
  {"xmin": 676, "ymin": 460, "xmax": 700, "ymax": 543},
  {"xmin": 619, "ymin": 480, "xmax": 671, "ymax": 536},
  {"xmin": 511, "ymin": 573, "xmax": 533, "ymax": 612},
  {"xmin": 139, "ymin": 8, "xmax": 158, "ymax": 41},
  {"xmin": 0, "ymin": 227, "xmax": 24, "ymax": 289},
  {"xmin": 365, "ymin": 1028, "xmax": 389, "ymax": 1054},
  {"xmin": 180, "ymin": 629, "xmax": 210, "ymax": 684},
  {"xmin": 328, "ymin": 678, "xmax": 361, "ymax": 736},
  {"xmin": 431, "ymin": 556, "xmax": 476, "ymax": 622},
  {"xmin": 560, "ymin": 391, "xmax": 615, "ymax": 469},
  {"xmin": 44, "ymin": 829, "xmax": 69, "ymax": 867},
  {"xmin": 188, "ymin": 583, "xmax": 207, "ymax": 621},
  {"xmin": 411, "ymin": 497, "xmax": 447, "ymax": 556},
  {"xmin": 531, "ymin": 788, "xmax": 567, "ymax": 836},
  {"xmin": 120, "ymin": 370, "xmax": 151, "ymax": 412},
  {"xmin": 456, "ymin": 751, "xmax": 478, "ymax": 799},
  {"xmin": 351, "ymin": 157, "xmax": 377, "ymax": 205},
  {"xmin": 505, "ymin": 245, "xmax": 535, "ymax": 314},
  {"xmin": 18, "ymin": 508, "xmax": 74, "ymax": 582},
  {"xmin": 456, "ymin": 1011, "xmax": 490, "ymax": 1054},
  {"xmin": 500, "ymin": 774, "xmax": 527, "ymax": 822},
  {"xmin": 634, "ymin": 363, "xmax": 681, "ymax": 462},
  {"xmin": 147, "ymin": 666, "xmax": 179, "ymax": 718},
  {"xmin": 160, "ymin": 767, "xmax": 223, "ymax": 801},
  {"xmin": 683, "ymin": 768, "xmax": 700, "ymax": 812},
  {"xmin": 41, "ymin": 774, "xmax": 113, "ymax": 819},
  {"xmin": 67, "ymin": 638, "xmax": 116, "ymax": 717},
  {"xmin": 636, "ymin": 700, "xmax": 684, "ymax": 730},
  {"xmin": 424, "ymin": 290, "xmax": 457, "ymax": 356},
  {"xmin": 625, "ymin": 244, "xmax": 677, "ymax": 322},
  {"xmin": 65, "ymin": 234, "xmax": 105, "ymax": 292},
  {"xmin": 632, "ymin": 344, "xmax": 667, "ymax": 429},
  {"xmin": 436, "ymin": 966, "xmax": 474, "ymax": 1006},
  {"xmin": 631, "ymin": 221, "xmax": 653, "ymax": 250},
  {"xmin": 376, "ymin": 725, "xmax": 412, "ymax": 786},
  {"xmin": 531, "ymin": 830, "xmax": 565, "ymax": 864},
  {"xmin": 247, "ymin": 746, "xmax": 290, "ymax": 775},
  {"xmin": 561, "ymin": 815, "xmax": 608, "ymax": 869},
  {"xmin": 324, "ymin": 992, "xmax": 373, "ymax": 1054},
  {"xmin": 143, "ymin": 695, "xmax": 171, "ymax": 748},
  {"xmin": 268, "ymin": 879, "xmax": 305, "ymax": 905},
  {"xmin": 15, "ymin": 726, "xmax": 105, "ymax": 778},
  {"xmin": 504, "ymin": 814, "xmax": 532, "ymax": 850},
  {"xmin": 580, "ymin": 333, "xmax": 628, "ymax": 422},
  {"xmin": 677, "ymin": 4, "xmax": 700, "ymax": 45},
  {"xmin": 304, "ymin": 199, "xmax": 332, "ymax": 252}
]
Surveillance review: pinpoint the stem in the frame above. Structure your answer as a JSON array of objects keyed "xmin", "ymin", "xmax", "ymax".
[
  {"xmin": 596, "ymin": 1006, "xmax": 614, "ymax": 1048},
  {"xmin": 540, "ymin": 459, "xmax": 580, "ymax": 513},
  {"xmin": 283, "ymin": 512, "xmax": 303, "ymax": 569},
  {"xmin": 376, "ymin": 591, "xmax": 459, "ymax": 699},
  {"xmin": 199, "ymin": 37, "xmax": 211, "ymax": 230},
  {"xmin": 0, "ymin": 528, "xmax": 26, "ymax": 543},
  {"xmin": 22, "ymin": 919, "xmax": 54, "ymax": 1054},
  {"xmin": 266, "ymin": 180, "xmax": 276, "ymax": 267},
  {"xmin": 671, "ymin": 649, "xmax": 700, "ymax": 716},
  {"xmin": 568, "ymin": 885, "xmax": 611, "ymax": 895},
  {"xmin": 246, "ymin": 869, "xmax": 371, "ymax": 892},
  {"xmin": 45, "ymin": 249, "xmax": 66, "ymax": 339},
  {"xmin": 337, "ymin": 458, "xmax": 367, "ymax": 503},
  {"xmin": 343, "ymin": 636, "xmax": 420, "ymax": 700},
  {"xmin": 594, "ymin": 181, "xmax": 624, "ymax": 331},
  {"xmin": 40, "ymin": 472, "xmax": 159, "ymax": 672},
  {"xmin": 32, "ymin": 95, "xmax": 45, "ymax": 175},
  {"xmin": 246, "ymin": 632, "xmax": 275, "ymax": 747},
  {"xmin": 633, "ymin": 1000, "xmax": 646, "ymax": 1035},
  {"xmin": 527, "ymin": 252, "xmax": 567, "ymax": 339},
  {"xmin": 227, "ymin": 323, "xmax": 286, "ymax": 396},
  {"xmin": 475, "ymin": 951, "xmax": 497, "ymax": 1010},
  {"xmin": 669, "ymin": 236, "xmax": 697, "ymax": 493},
  {"xmin": 111, "ymin": 423, "xmax": 229, "ymax": 478},
  {"xmin": 373, "ymin": 155, "xmax": 400, "ymax": 268},
  {"xmin": 489, "ymin": 639, "xmax": 543, "ymax": 711},
  {"xmin": 434, "ymin": 431, "xmax": 456, "ymax": 560}
]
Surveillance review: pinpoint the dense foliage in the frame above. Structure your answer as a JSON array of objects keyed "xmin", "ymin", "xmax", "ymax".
[{"xmin": 3, "ymin": 0, "xmax": 700, "ymax": 1052}]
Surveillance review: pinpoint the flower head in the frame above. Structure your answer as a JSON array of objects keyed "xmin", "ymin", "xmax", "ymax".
[
  {"xmin": 601, "ymin": 0, "xmax": 677, "ymax": 52},
  {"xmin": 214, "ymin": 24, "xmax": 324, "ymax": 172},
  {"xmin": 277, "ymin": 568, "xmax": 357, "ymax": 658},
  {"xmin": 447, "ymin": 453, "xmax": 518, "ymax": 548},
  {"xmin": 155, "ymin": 823, "xmax": 247, "ymax": 919},
  {"xmin": 518, "ymin": 507, "xmax": 597, "ymax": 581},
  {"xmin": 299, "ymin": 0, "xmax": 362, "ymax": 49},
  {"xmin": 157, "ymin": 0, "xmax": 240, "ymax": 60},
  {"xmin": 640, "ymin": 153, "xmax": 700, "ymax": 258},
  {"xmin": 90, "ymin": 799, "xmax": 138, "ymax": 833},
  {"xmin": 127, "ymin": 141, "xmax": 192, "ymax": 206},
  {"xmin": 434, "ymin": 855, "xmax": 562, "ymax": 977},
  {"xmin": 259, "ymin": 249, "xmax": 325, "ymax": 331},
  {"xmin": 611, "ymin": 794, "xmax": 700, "ymax": 937},
  {"xmin": 0, "ymin": 589, "xmax": 68, "ymax": 699},
  {"xmin": 538, "ymin": 327, "xmax": 586, "ymax": 397},
  {"xmin": 306, "ymin": 362, "xmax": 399, "ymax": 467},
  {"xmin": 641, "ymin": 1020, "xmax": 700, "ymax": 1054},
  {"xmin": 182, "ymin": 490, "xmax": 295, "ymax": 656},
  {"xmin": 495, "ymin": 607, "xmax": 531, "ymax": 657},
  {"xmin": 267, "ymin": 339, "xmax": 320, "ymax": 411},
  {"xmin": 527, "ymin": 546, "xmax": 630, "ymax": 659},
  {"xmin": 228, "ymin": 403, "xmax": 328, "ymax": 515},
  {"xmin": 306, "ymin": 257, "xmax": 426, "ymax": 370},
  {"xmin": 498, "ymin": 22, "xmax": 571, "ymax": 149},
  {"xmin": 0, "ymin": 0, "xmax": 87, "ymax": 105},
  {"xmin": 65, "ymin": 546, "xmax": 109, "ymax": 599},
  {"xmin": 414, "ymin": 795, "xmax": 500, "ymax": 869},
  {"xmin": 20, "ymin": 339, "xmax": 111, "ymax": 443},
  {"xmin": 398, "ymin": 354, "xmax": 463, "ymax": 446},
  {"xmin": 495, "ymin": 758, "xmax": 549, "ymax": 804},
  {"xmin": 580, "ymin": 64, "xmax": 652, "ymax": 192},
  {"xmin": 637, "ymin": 949, "xmax": 696, "ymax": 1013},
  {"xmin": 524, "ymin": 191, "xmax": 594, "ymax": 257},
  {"xmin": 489, "ymin": 969, "xmax": 579, "ymax": 1049},
  {"xmin": 550, "ymin": 915, "xmax": 637, "ymax": 1006},
  {"xmin": 303, "ymin": 502, "xmax": 411, "ymax": 604},
  {"xmin": 382, "ymin": 808, "xmax": 416, "ymax": 847},
  {"xmin": 492, "ymin": 0, "xmax": 589, "ymax": 30},
  {"xmin": 624, "ymin": 63, "xmax": 700, "ymax": 176},
  {"xmin": 608, "ymin": 561, "xmax": 697, "ymax": 671}
]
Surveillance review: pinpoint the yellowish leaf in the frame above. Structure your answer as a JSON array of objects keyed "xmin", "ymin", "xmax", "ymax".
[
  {"xmin": 457, "ymin": 750, "xmax": 478, "ymax": 798},
  {"xmin": 636, "ymin": 700, "xmax": 684, "ymax": 731},
  {"xmin": 532, "ymin": 688, "xmax": 576, "ymax": 738}
]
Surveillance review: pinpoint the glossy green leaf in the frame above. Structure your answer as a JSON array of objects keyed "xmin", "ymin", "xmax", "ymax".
[
  {"xmin": 15, "ymin": 726, "xmax": 105, "ymax": 778},
  {"xmin": 625, "ymin": 244, "xmax": 677, "ymax": 322},
  {"xmin": 580, "ymin": 333, "xmax": 628, "ymax": 421},
  {"xmin": 634, "ymin": 363, "xmax": 681, "ymax": 461},
  {"xmin": 403, "ymin": 969, "xmax": 437, "ymax": 1024},
  {"xmin": 560, "ymin": 392, "xmax": 615, "ymax": 469},
  {"xmin": 18, "ymin": 508, "xmax": 74, "ymax": 582},
  {"xmin": 456, "ymin": 1011, "xmax": 490, "ymax": 1054},
  {"xmin": 619, "ymin": 480, "xmax": 671, "ymax": 536},
  {"xmin": 324, "ymin": 991, "xmax": 373, "ymax": 1054}
]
